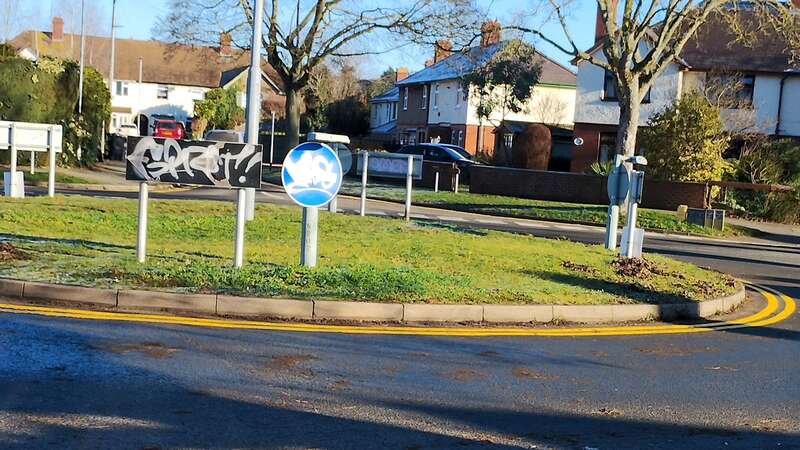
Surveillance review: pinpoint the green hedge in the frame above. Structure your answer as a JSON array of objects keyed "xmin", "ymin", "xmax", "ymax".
[{"xmin": 0, "ymin": 54, "xmax": 110, "ymax": 166}]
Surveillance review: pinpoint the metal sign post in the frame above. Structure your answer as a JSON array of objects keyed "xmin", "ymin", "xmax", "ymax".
[
  {"xmin": 269, "ymin": 111, "xmax": 276, "ymax": 167},
  {"xmin": 136, "ymin": 182, "xmax": 148, "ymax": 263},
  {"xmin": 360, "ymin": 152, "xmax": 369, "ymax": 216},
  {"xmin": 234, "ymin": 188, "xmax": 247, "ymax": 267},
  {"xmin": 281, "ymin": 142, "xmax": 343, "ymax": 268},
  {"xmin": 604, "ymin": 155, "xmax": 629, "ymax": 250},
  {"xmin": 2, "ymin": 121, "xmax": 63, "ymax": 198},
  {"xmin": 327, "ymin": 196, "xmax": 337, "ymax": 213},
  {"xmin": 300, "ymin": 206, "xmax": 319, "ymax": 267},
  {"xmin": 47, "ymin": 126, "xmax": 56, "ymax": 198},
  {"xmin": 621, "ymin": 170, "xmax": 646, "ymax": 258},
  {"xmin": 405, "ymin": 154, "xmax": 413, "ymax": 221}
]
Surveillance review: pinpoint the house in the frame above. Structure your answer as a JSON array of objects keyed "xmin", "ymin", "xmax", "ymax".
[
  {"xmin": 367, "ymin": 71, "xmax": 404, "ymax": 143},
  {"xmin": 395, "ymin": 21, "xmax": 577, "ymax": 159},
  {"xmin": 572, "ymin": 6, "xmax": 800, "ymax": 173},
  {"xmin": 10, "ymin": 17, "xmax": 285, "ymax": 135}
]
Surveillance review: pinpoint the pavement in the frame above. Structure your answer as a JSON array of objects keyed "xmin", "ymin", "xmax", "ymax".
[{"xmin": 1, "ymin": 177, "xmax": 799, "ymax": 449}]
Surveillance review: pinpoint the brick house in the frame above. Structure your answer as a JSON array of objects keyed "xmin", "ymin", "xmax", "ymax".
[
  {"xmin": 395, "ymin": 21, "xmax": 577, "ymax": 158},
  {"xmin": 571, "ymin": 5, "xmax": 800, "ymax": 173},
  {"xmin": 11, "ymin": 17, "xmax": 285, "ymax": 135}
]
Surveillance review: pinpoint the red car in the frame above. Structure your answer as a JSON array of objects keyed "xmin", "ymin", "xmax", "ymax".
[{"xmin": 154, "ymin": 120, "xmax": 185, "ymax": 139}]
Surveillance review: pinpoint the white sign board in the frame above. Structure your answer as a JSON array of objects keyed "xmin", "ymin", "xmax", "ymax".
[
  {"xmin": 357, "ymin": 152, "xmax": 422, "ymax": 180},
  {"xmin": 0, "ymin": 121, "xmax": 63, "ymax": 153}
]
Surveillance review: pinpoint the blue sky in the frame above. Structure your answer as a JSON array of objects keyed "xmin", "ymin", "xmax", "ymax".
[{"xmin": 33, "ymin": 0, "xmax": 597, "ymax": 78}]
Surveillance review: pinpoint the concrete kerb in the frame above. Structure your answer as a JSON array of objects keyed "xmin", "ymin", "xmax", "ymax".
[{"xmin": 0, "ymin": 278, "xmax": 746, "ymax": 325}]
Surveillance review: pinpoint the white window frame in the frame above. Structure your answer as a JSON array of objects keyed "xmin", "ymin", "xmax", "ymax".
[
  {"xmin": 421, "ymin": 85, "xmax": 428, "ymax": 110},
  {"xmin": 456, "ymin": 85, "xmax": 462, "ymax": 107},
  {"xmin": 433, "ymin": 84, "xmax": 439, "ymax": 109},
  {"xmin": 115, "ymin": 81, "xmax": 128, "ymax": 96},
  {"xmin": 403, "ymin": 87, "xmax": 409, "ymax": 110},
  {"xmin": 157, "ymin": 84, "xmax": 169, "ymax": 100},
  {"xmin": 392, "ymin": 102, "xmax": 397, "ymax": 120}
]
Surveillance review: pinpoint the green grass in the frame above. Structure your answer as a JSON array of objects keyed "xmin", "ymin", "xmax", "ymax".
[
  {"xmin": 0, "ymin": 196, "xmax": 737, "ymax": 305},
  {"xmin": 23, "ymin": 171, "xmax": 95, "ymax": 184},
  {"xmin": 264, "ymin": 168, "xmax": 745, "ymax": 237}
]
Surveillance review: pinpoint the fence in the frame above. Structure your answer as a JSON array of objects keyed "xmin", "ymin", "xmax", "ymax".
[{"xmin": 469, "ymin": 165, "xmax": 710, "ymax": 211}]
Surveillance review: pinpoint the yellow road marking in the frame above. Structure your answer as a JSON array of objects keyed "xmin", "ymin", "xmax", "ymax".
[{"xmin": 0, "ymin": 284, "xmax": 794, "ymax": 337}]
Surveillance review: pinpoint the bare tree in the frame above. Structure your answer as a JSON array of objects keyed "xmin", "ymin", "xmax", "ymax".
[
  {"xmin": 514, "ymin": 0, "xmax": 799, "ymax": 158},
  {"xmin": 156, "ymin": 0, "xmax": 477, "ymax": 147}
]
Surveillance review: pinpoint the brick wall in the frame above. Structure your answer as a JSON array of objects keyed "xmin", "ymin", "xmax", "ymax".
[{"xmin": 469, "ymin": 165, "xmax": 709, "ymax": 210}]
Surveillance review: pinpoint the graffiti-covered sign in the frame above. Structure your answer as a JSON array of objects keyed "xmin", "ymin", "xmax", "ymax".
[
  {"xmin": 126, "ymin": 136, "xmax": 263, "ymax": 188},
  {"xmin": 281, "ymin": 142, "xmax": 343, "ymax": 208},
  {"xmin": 356, "ymin": 152, "xmax": 422, "ymax": 180}
]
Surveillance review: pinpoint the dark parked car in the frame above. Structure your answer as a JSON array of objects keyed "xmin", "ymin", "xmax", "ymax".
[{"xmin": 394, "ymin": 143, "xmax": 478, "ymax": 172}]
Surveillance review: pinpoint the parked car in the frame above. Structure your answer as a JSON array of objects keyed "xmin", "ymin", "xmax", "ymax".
[
  {"xmin": 394, "ymin": 143, "xmax": 479, "ymax": 172},
  {"xmin": 204, "ymin": 129, "xmax": 243, "ymax": 143},
  {"xmin": 154, "ymin": 120, "xmax": 184, "ymax": 139},
  {"xmin": 115, "ymin": 123, "xmax": 139, "ymax": 137}
]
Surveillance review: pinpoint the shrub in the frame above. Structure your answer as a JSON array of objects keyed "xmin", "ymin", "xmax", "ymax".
[
  {"xmin": 640, "ymin": 93, "xmax": 729, "ymax": 182},
  {"xmin": 0, "ymin": 55, "xmax": 109, "ymax": 166},
  {"xmin": 511, "ymin": 124, "xmax": 551, "ymax": 170},
  {"xmin": 193, "ymin": 87, "xmax": 244, "ymax": 130}
]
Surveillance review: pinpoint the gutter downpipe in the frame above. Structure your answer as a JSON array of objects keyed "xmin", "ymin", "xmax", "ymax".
[{"xmin": 776, "ymin": 73, "xmax": 789, "ymax": 136}]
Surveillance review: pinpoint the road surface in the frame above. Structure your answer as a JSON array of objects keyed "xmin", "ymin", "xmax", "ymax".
[{"xmin": 0, "ymin": 186, "xmax": 796, "ymax": 449}]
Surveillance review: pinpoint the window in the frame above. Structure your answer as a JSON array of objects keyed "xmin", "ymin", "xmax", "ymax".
[
  {"xmin": 707, "ymin": 73, "xmax": 755, "ymax": 108},
  {"xmin": 421, "ymin": 85, "xmax": 428, "ymax": 109},
  {"xmin": 451, "ymin": 129, "xmax": 458, "ymax": 144},
  {"xmin": 391, "ymin": 102, "xmax": 397, "ymax": 120},
  {"xmin": 115, "ymin": 81, "xmax": 128, "ymax": 96},
  {"xmin": 458, "ymin": 130, "xmax": 464, "ymax": 146},
  {"xmin": 157, "ymin": 85, "xmax": 169, "ymax": 100},
  {"xmin": 403, "ymin": 87, "xmax": 408, "ymax": 110},
  {"xmin": 417, "ymin": 130, "xmax": 426, "ymax": 143},
  {"xmin": 598, "ymin": 132, "xmax": 618, "ymax": 164},
  {"xmin": 456, "ymin": 86, "xmax": 462, "ymax": 107},
  {"xmin": 603, "ymin": 70, "xmax": 651, "ymax": 103},
  {"xmin": 603, "ymin": 71, "xmax": 618, "ymax": 101},
  {"xmin": 433, "ymin": 84, "xmax": 439, "ymax": 109},
  {"xmin": 503, "ymin": 133, "xmax": 514, "ymax": 150}
]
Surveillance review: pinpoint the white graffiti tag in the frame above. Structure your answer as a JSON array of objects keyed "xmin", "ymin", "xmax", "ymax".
[
  {"xmin": 126, "ymin": 137, "xmax": 260, "ymax": 186},
  {"xmin": 283, "ymin": 151, "xmax": 339, "ymax": 194}
]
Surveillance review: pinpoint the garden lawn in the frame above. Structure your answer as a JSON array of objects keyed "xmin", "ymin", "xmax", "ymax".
[
  {"xmin": 263, "ymin": 169, "xmax": 745, "ymax": 237},
  {"xmin": 0, "ymin": 196, "xmax": 737, "ymax": 305}
]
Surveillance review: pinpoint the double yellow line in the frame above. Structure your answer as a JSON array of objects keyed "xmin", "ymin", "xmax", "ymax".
[{"xmin": 0, "ymin": 284, "xmax": 794, "ymax": 337}]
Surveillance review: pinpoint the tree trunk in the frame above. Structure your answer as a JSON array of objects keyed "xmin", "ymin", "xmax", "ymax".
[
  {"xmin": 616, "ymin": 88, "xmax": 641, "ymax": 158},
  {"xmin": 285, "ymin": 87, "xmax": 302, "ymax": 149}
]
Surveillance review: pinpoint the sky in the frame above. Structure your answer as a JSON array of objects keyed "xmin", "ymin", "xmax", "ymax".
[{"xmin": 28, "ymin": 0, "xmax": 597, "ymax": 79}]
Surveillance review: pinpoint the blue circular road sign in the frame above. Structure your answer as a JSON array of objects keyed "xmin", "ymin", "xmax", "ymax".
[{"xmin": 281, "ymin": 142, "xmax": 343, "ymax": 208}]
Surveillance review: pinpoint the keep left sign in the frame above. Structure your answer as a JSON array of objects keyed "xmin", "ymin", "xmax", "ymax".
[{"xmin": 281, "ymin": 142, "xmax": 343, "ymax": 208}]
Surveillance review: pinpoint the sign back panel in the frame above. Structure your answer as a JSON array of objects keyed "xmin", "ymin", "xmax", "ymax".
[
  {"xmin": 356, "ymin": 152, "xmax": 423, "ymax": 180},
  {"xmin": 126, "ymin": 136, "xmax": 262, "ymax": 188}
]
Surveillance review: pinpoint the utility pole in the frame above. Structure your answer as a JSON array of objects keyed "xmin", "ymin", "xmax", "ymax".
[
  {"xmin": 77, "ymin": 0, "xmax": 86, "ymax": 161},
  {"xmin": 137, "ymin": 57, "xmax": 143, "ymax": 134},
  {"xmin": 109, "ymin": 0, "xmax": 118, "ymax": 127},
  {"xmin": 235, "ymin": 0, "xmax": 264, "ymax": 266},
  {"xmin": 243, "ymin": 0, "xmax": 264, "ymax": 222}
]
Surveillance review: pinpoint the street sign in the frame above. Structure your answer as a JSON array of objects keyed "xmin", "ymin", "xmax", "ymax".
[
  {"xmin": 282, "ymin": 142, "xmax": 343, "ymax": 208},
  {"xmin": 356, "ymin": 152, "xmax": 423, "ymax": 180},
  {"xmin": 607, "ymin": 164, "xmax": 631, "ymax": 206},
  {"xmin": 126, "ymin": 137, "xmax": 263, "ymax": 188}
]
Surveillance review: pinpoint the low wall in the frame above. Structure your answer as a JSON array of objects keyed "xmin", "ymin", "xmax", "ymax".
[{"xmin": 469, "ymin": 165, "xmax": 709, "ymax": 210}]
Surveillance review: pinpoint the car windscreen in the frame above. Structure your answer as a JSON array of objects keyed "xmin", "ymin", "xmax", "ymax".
[
  {"xmin": 441, "ymin": 146, "xmax": 469, "ymax": 161},
  {"xmin": 441, "ymin": 145, "xmax": 472, "ymax": 160},
  {"xmin": 205, "ymin": 131, "xmax": 240, "ymax": 142}
]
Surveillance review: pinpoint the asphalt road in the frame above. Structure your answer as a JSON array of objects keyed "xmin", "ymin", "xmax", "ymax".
[{"xmin": 2, "ymin": 186, "xmax": 798, "ymax": 449}]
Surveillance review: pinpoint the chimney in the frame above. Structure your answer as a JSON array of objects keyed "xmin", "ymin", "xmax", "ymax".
[
  {"xmin": 219, "ymin": 32, "xmax": 232, "ymax": 56},
  {"xmin": 434, "ymin": 39, "xmax": 453, "ymax": 63},
  {"xmin": 425, "ymin": 58, "xmax": 434, "ymax": 67},
  {"xmin": 52, "ymin": 16, "xmax": 64, "ymax": 42},
  {"xmin": 595, "ymin": 0, "xmax": 619, "ymax": 42},
  {"xmin": 480, "ymin": 20, "xmax": 501, "ymax": 48},
  {"xmin": 396, "ymin": 68, "xmax": 409, "ymax": 82}
]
